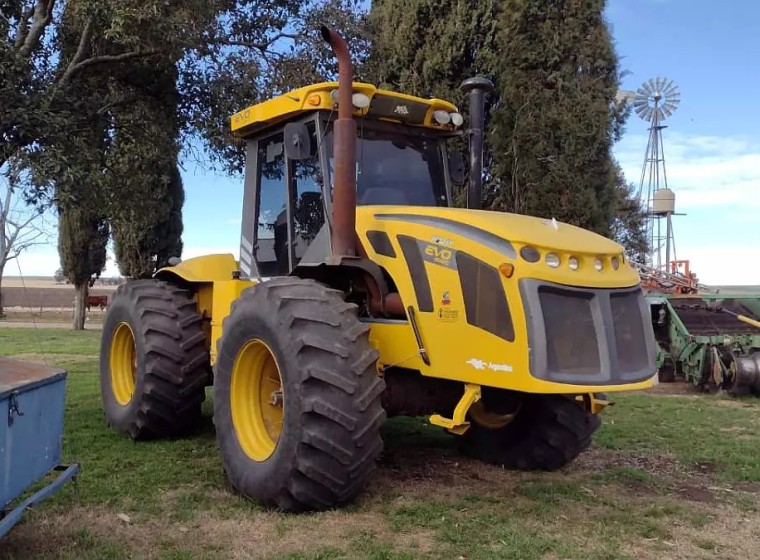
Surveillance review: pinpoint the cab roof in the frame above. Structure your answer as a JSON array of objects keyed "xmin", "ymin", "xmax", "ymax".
[{"xmin": 230, "ymin": 82, "xmax": 460, "ymax": 139}]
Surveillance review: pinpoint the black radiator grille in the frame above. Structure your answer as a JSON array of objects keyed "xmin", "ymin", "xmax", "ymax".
[
  {"xmin": 521, "ymin": 279, "xmax": 656, "ymax": 385},
  {"xmin": 610, "ymin": 291, "xmax": 650, "ymax": 372},
  {"xmin": 539, "ymin": 287, "xmax": 601, "ymax": 375}
]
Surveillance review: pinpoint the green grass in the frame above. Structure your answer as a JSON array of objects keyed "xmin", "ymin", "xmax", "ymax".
[{"xmin": 1, "ymin": 328, "xmax": 759, "ymax": 560}]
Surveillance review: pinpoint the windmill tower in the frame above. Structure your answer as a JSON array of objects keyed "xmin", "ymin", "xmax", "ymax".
[{"xmin": 632, "ymin": 77, "xmax": 681, "ymax": 270}]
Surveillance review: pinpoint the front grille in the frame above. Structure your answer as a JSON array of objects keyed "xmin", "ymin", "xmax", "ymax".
[
  {"xmin": 610, "ymin": 291, "xmax": 651, "ymax": 372},
  {"xmin": 521, "ymin": 279, "xmax": 656, "ymax": 385},
  {"xmin": 539, "ymin": 287, "xmax": 600, "ymax": 376}
]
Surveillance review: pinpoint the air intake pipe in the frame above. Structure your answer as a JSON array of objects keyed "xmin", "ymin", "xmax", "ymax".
[
  {"xmin": 320, "ymin": 26, "xmax": 357, "ymax": 257},
  {"xmin": 460, "ymin": 77, "xmax": 494, "ymax": 210}
]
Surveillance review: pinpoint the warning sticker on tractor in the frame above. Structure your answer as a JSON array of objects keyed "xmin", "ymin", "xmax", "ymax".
[{"xmin": 438, "ymin": 308, "xmax": 459, "ymax": 321}]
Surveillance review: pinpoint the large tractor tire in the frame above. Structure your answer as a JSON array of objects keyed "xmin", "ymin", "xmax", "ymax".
[
  {"xmin": 460, "ymin": 394, "xmax": 600, "ymax": 470},
  {"xmin": 213, "ymin": 277, "xmax": 386, "ymax": 512},
  {"xmin": 100, "ymin": 279, "xmax": 209, "ymax": 439}
]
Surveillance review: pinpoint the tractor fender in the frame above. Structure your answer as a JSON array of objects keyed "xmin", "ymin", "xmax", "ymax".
[{"xmin": 154, "ymin": 254, "xmax": 239, "ymax": 284}]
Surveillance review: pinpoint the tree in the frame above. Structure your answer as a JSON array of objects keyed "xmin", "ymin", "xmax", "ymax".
[
  {"xmin": 58, "ymin": 205, "xmax": 109, "ymax": 330},
  {"xmin": 365, "ymin": 0, "xmax": 646, "ymax": 254},
  {"xmin": 610, "ymin": 165, "xmax": 648, "ymax": 261},
  {"xmin": 488, "ymin": 0, "xmax": 629, "ymax": 237},
  {"xmin": 365, "ymin": 0, "xmax": 501, "ymax": 203},
  {"xmin": 107, "ymin": 55, "xmax": 183, "ymax": 278},
  {"xmin": 0, "ymin": 162, "xmax": 49, "ymax": 317},
  {"xmin": 5, "ymin": 1, "xmax": 370, "ymax": 283}
]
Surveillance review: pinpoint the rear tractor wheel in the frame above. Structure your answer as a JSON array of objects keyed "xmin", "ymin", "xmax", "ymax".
[
  {"xmin": 99, "ymin": 279, "xmax": 209, "ymax": 439},
  {"xmin": 213, "ymin": 277, "xmax": 386, "ymax": 512},
  {"xmin": 460, "ymin": 391, "xmax": 600, "ymax": 470}
]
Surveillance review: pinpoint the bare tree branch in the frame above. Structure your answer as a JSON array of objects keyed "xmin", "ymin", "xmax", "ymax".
[
  {"xmin": 59, "ymin": 49, "xmax": 164, "ymax": 86},
  {"xmin": 13, "ymin": 2, "xmax": 35, "ymax": 50},
  {"xmin": 1, "ymin": 167, "xmax": 50, "ymax": 274},
  {"xmin": 60, "ymin": 15, "xmax": 94, "ymax": 84},
  {"xmin": 217, "ymin": 32, "xmax": 301, "ymax": 53},
  {"xmin": 18, "ymin": 0, "xmax": 56, "ymax": 59}
]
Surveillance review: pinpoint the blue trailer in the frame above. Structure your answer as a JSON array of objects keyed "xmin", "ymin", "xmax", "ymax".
[{"xmin": 0, "ymin": 358, "xmax": 79, "ymax": 538}]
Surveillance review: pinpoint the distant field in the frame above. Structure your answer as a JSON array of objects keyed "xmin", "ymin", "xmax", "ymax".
[
  {"xmin": 1, "ymin": 286, "xmax": 114, "ymax": 310},
  {"xmin": 2, "ymin": 277, "xmax": 120, "ymax": 290}
]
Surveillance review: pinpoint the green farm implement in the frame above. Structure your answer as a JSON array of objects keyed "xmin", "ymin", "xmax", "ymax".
[{"xmin": 648, "ymin": 294, "xmax": 760, "ymax": 395}]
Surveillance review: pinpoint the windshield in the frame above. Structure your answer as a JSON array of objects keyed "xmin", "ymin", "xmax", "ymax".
[{"xmin": 325, "ymin": 124, "xmax": 449, "ymax": 207}]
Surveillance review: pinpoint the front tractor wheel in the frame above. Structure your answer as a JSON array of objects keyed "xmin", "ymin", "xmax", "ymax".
[
  {"xmin": 460, "ymin": 393, "xmax": 600, "ymax": 470},
  {"xmin": 99, "ymin": 279, "xmax": 209, "ymax": 439},
  {"xmin": 213, "ymin": 277, "xmax": 386, "ymax": 512}
]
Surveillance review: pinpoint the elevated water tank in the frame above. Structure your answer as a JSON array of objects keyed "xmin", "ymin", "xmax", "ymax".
[{"xmin": 652, "ymin": 188, "xmax": 676, "ymax": 214}]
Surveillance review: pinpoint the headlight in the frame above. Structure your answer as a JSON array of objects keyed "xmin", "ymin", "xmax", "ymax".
[
  {"xmin": 352, "ymin": 93, "xmax": 370, "ymax": 108},
  {"xmin": 568, "ymin": 256, "xmax": 579, "ymax": 270},
  {"xmin": 545, "ymin": 253, "xmax": 561, "ymax": 268},
  {"xmin": 520, "ymin": 246, "xmax": 540, "ymax": 263},
  {"xmin": 433, "ymin": 110, "xmax": 451, "ymax": 124},
  {"xmin": 450, "ymin": 112, "xmax": 464, "ymax": 126},
  {"xmin": 611, "ymin": 256, "xmax": 620, "ymax": 270},
  {"xmin": 594, "ymin": 258, "xmax": 603, "ymax": 271}
]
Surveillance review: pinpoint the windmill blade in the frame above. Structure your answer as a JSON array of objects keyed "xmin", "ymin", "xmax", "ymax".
[
  {"xmin": 633, "ymin": 98, "xmax": 650, "ymax": 110},
  {"xmin": 634, "ymin": 102, "xmax": 650, "ymax": 115},
  {"xmin": 663, "ymin": 100, "xmax": 679, "ymax": 113},
  {"xmin": 642, "ymin": 80, "xmax": 654, "ymax": 95},
  {"xmin": 633, "ymin": 89, "xmax": 648, "ymax": 101},
  {"xmin": 661, "ymin": 106, "xmax": 674, "ymax": 119},
  {"xmin": 662, "ymin": 79, "xmax": 678, "ymax": 95},
  {"xmin": 634, "ymin": 88, "xmax": 649, "ymax": 101}
]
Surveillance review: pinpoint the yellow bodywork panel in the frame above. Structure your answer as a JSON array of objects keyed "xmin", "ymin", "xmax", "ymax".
[
  {"xmin": 155, "ymin": 255, "xmax": 255, "ymax": 364},
  {"xmin": 155, "ymin": 206, "xmax": 654, "ymax": 394},
  {"xmin": 156, "ymin": 254, "xmax": 239, "ymax": 283},
  {"xmin": 230, "ymin": 81, "xmax": 458, "ymax": 138},
  {"xmin": 357, "ymin": 205, "xmax": 655, "ymax": 395},
  {"xmin": 210, "ymin": 280, "xmax": 254, "ymax": 363}
]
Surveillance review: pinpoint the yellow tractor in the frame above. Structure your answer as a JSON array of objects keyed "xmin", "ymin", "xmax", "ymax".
[{"xmin": 99, "ymin": 28, "xmax": 656, "ymax": 512}]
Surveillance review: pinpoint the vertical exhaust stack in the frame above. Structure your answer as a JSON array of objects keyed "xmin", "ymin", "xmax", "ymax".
[
  {"xmin": 321, "ymin": 26, "xmax": 357, "ymax": 257},
  {"xmin": 460, "ymin": 77, "xmax": 494, "ymax": 210}
]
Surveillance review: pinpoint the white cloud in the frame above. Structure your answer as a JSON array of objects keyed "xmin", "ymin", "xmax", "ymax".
[
  {"xmin": 615, "ymin": 131, "xmax": 760, "ymax": 286},
  {"xmin": 616, "ymin": 132, "xmax": 760, "ymax": 209}
]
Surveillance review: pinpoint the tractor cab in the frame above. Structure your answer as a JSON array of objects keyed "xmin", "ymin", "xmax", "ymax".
[{"xmin": 230, "ymin": 82, "xmax": 463, "ymax": 278}]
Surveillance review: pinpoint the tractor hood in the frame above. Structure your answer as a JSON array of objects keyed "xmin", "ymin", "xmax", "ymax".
[
  {"xmin": 356, "ymin": 205, "xmax": 639, "ymax": 289},
  {"xmin": 358, "ymin": 205, "xmax": 623, "ymax": 254}
]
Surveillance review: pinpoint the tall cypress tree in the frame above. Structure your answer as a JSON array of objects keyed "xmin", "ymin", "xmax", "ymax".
[
  {"xmin": 488, "ymin": 0, "xmax": 629, "ymax": 236},
  {"xmin": 366, "ymin": 0, "xmax": 645, "ymax": 251},
  {"xmin": 108, "ymin": 56, "xmax": 184, "ymax": 278},
  {"xmin": 58, "ymin": 206, "xmax": 109, "ymax": 330},
  {"xmin": 365, "ymin": 0, "xmax": 501, "ymax": 204}
]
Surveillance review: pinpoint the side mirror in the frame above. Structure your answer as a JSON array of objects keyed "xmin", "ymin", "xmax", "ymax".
[
  {"xmin": 283, "ymin": 122, "xmax": 312, "ymax": 160},
  {"xmin": 448, "ymin": 151, "xmax": 466, "ymax": 185}
]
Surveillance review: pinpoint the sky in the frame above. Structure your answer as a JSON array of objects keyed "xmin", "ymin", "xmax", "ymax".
[{"xmin": 12, "ymin": 0, "xmax": 760, "ymax": 285}]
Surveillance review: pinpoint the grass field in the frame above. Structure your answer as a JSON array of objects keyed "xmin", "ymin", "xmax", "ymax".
[{"xmin": 1, "ymin": 328, "xmax": 759, "ymax": 559}]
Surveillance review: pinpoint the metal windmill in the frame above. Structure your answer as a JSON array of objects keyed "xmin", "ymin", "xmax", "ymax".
[{"xmin": 633, "ymin": 77, "xmax": 681, "ymax": 270}]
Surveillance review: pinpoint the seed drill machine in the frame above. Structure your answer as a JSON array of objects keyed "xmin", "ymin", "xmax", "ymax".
[{"xmin": 99, "ymin": 28, "xmax": 657, "ymax": 511}]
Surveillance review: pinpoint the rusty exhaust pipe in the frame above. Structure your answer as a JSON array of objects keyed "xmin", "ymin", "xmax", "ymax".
[{"xmin": 320, "ymin": 26, "xmax": 357, "ymax": 257}]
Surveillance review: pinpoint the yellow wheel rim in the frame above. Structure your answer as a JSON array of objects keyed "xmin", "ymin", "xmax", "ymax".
[
  {"xmin": 230, "ymin": 339, "xmax": 284, "ymax": 462},
  {"xmin": 110, "ymin": 322, "xmax": 137, "ymax": 406},
  {"xmin": 469, "ymin": 401, "xmax": 519, "ymax": 430}
]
